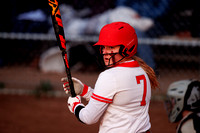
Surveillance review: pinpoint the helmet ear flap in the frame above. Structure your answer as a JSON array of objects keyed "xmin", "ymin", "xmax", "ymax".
[
  {"xmin": 119, "ymin": 45, "xmax": 129, "ymax": 57},
  {"xmin": 119, "ymin": 44, "xmax": 136, "ymax": 58}
]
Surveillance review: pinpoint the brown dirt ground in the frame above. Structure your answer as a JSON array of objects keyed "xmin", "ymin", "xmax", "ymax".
[{"xmin": 0, "ymin": 67, "xmax": 178, "ymax": 133}]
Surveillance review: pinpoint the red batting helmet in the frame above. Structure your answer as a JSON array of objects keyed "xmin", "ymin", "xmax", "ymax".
[{"xmin": 94, "ymin": 22, "xmax": 138, "ymax": 58}]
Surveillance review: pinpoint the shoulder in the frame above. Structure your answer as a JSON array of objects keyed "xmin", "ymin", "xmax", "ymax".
[
  {"xmin": 98, "ymin": 67, "xmax": 121, "ymax": 80},
  {"xmin": 96, "ymin": 68, "xmax": 117, "ymax": 87},
  {"xmin": 93, "ymin": 68, "xmax": 118, "ymax": 99},
  {"xmin": 177, "ymin": 113, "xmax": 200, "ymax": 133}
]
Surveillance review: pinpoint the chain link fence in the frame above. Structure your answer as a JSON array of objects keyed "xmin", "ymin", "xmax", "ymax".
[{"xmin": 0, "ymin": 0, "xmax": 200, "ymax": 95}]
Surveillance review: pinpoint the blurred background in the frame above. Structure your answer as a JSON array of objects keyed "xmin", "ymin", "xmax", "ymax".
[{"xmin": 0, "ymin": 0, "xmax": 200, "ymax": 133}]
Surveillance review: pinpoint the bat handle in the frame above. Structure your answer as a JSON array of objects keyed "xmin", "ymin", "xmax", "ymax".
[
  {"xmin": 69, "ymin": 79, "xmax": 76, "ymax": 97},
  {"xmin": 62, "ymin": 51, "xmax": 76, "ymax": 97}
]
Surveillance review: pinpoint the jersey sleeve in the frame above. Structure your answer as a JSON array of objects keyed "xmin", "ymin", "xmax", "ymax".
[
  {"xmin": 77, "ymin": 70, "xmax": 117, "ymax": 124},
  {"xmin": 91, "ymin": 71, "xmax": 117, "ymax": 103},
  {"xmin": 78, "ymin": 98, "xmax": 109, "ymax": 124}
]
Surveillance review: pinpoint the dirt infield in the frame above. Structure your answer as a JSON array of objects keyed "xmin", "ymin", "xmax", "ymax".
[{"xmin": 0, "ymin": 67, "xmax": 178, "ymax": 133}]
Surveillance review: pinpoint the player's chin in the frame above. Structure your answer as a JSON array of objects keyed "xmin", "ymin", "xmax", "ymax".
[
  {"xmin": 104, "ymin": 60, "xmax": 109, "ymax": 65},
  {"xmin": 104, "ymin": 61, "xmax": 114, "ymax": 68}
]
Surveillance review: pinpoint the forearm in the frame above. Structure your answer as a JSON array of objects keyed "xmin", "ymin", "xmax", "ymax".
[
  {"xmin": 80, "ymin": 85, "xmax": 93, "ymax": 101},
  {"xmin": 75, "ymin": 98, "xmax": 108, "ymax": 125}
]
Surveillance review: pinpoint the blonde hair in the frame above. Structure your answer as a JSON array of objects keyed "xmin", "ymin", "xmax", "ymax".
[{"xmin": 133, "ymin": 56, "xmax": 160, "ymax": 90}]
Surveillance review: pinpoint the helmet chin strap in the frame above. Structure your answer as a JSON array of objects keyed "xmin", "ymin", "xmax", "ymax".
[{"xmin": 103, "ymin": 52, "xmax": 125, "ymax": 67}]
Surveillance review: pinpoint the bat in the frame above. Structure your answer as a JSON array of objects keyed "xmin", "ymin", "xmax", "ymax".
[{"xmin": 48, "ymin": 0, "xmax": 76, "ymax": 97}]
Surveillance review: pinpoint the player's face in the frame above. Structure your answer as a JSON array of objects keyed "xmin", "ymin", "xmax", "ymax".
[{"xmin": 101, "ymin": 45, "xmax": 123, "ymax": 66}]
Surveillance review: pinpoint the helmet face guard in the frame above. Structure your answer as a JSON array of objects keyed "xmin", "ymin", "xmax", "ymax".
[
  {"xmin": 99, "ymin": 46, "xmax": 125, "ymax": 67},
  {"xmin": 102, "ymin": 52, "xmax": 123, "ymax": 67},
  {"xmin": 94, "ymin": 22, "xmax": 138, "ymax": 59}
]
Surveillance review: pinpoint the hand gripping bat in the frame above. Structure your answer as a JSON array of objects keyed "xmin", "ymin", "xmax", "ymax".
[{"xmin": 48, "ymin": 0, "xmax": 76, "ymax": 97}]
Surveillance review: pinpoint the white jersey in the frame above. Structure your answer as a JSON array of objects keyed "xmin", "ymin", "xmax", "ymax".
[{"xmin": 78, "ymin": 60, "xmax": 151, "ymax": 133}]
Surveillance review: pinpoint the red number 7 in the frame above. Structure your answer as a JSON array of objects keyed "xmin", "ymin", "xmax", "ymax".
[{"xmin": 136, "ymin": 75, "xmax": 147, "ymax": 106}]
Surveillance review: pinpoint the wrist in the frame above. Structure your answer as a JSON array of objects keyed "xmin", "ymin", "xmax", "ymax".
[
  {"xmin": 74, "ymin": 104, "xmax": 85, "ymax": 123},
  {"xmin": 72, "ymin": 102, "xmax": 84, "ymax": 113},
  {"xmin": 80, "ymin": 84, "xmax": 88, "ymax": 96}
]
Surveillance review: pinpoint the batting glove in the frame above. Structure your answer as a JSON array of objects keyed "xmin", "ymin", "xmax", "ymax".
[
  {"xmin": 61, "ymin": 77, "xmax": 88, "ymax": 96},
  {"xmin": 67, "ymin": 95, "xmax": 84, "ymax": 113}
]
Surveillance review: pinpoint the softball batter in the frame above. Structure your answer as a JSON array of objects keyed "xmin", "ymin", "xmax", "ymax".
[{"xmin": 62, "ymin": 22, "xmax": 159, "ymax": 133}]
